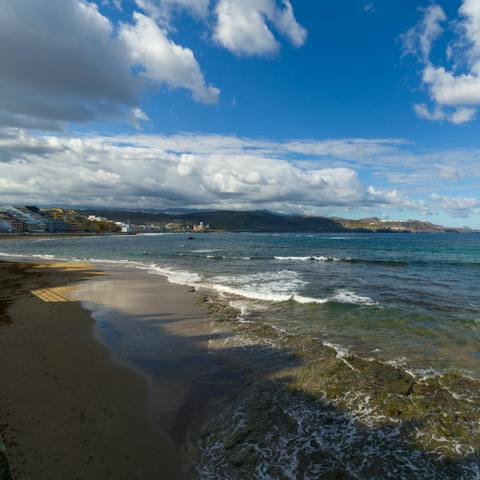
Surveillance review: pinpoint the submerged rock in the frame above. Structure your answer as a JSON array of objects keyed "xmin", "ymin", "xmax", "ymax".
[{"xmin": 196, "ymin": 294, "xmax": 480, "ymax": 479}]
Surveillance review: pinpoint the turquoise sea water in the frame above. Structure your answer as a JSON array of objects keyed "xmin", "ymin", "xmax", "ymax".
[{"xmin": 1, "ymin": 232, "xmax": 479, "ymax": 379}]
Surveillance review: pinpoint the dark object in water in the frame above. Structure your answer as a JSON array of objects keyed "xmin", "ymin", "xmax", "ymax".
[
  {"xmin": 0, "ymin": 433, "xmax": 13, "ymax": 480},
  {"xmin": 188, "ymin": 237, "xmax": 195, "ymax": 240}
]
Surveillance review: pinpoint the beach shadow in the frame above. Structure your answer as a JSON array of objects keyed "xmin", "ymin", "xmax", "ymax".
[{"xmin": 80, "ymin": 290, "xmax": 479, "ymax": 479}]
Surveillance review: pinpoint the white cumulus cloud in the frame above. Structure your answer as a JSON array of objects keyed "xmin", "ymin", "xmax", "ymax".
[
  {"xmin": 0, "ymin": 0, "xmax": 309, "ymax": 130},
  {"xmin": 120, "ymin": 12, "xmax": 219, "ymax": 104},
  {"xmin": 213, "ymin": 0, "xmax": 307, "ymax": 56},
  {"xmin": 134, "ymin": 0, "xmax": 210, "ymax": 25},
  {"xmin": 0, "ymin": 129, "xmax": 418, "ymax": 213},
  {"xmin": 403, "ymin": 0, "xmax": 480, "ymax": 124},
  {"xmin": 1, "ymin": 129, "xmax": 477, "ymax": 221},
  {"xmin": 0, "ymin": 0, "xmax": 219, "ymax": 130}
]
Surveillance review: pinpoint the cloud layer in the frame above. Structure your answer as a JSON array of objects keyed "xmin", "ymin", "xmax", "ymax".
[
  {"xmin": 0, "ymin": 130, "xmax": 383, "ymax": 211},
  {"xmin": 0, "ymin": 129, "xmax": 478, "ymax": 220},
  {"xmin": 0, "ymin": 2, "xmax": 476, "ymax": 223}
]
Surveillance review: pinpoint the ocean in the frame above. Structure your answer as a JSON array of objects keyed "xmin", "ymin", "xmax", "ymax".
[
  {"xmin": 2, "ymin": 232, "xmax": 480, "ymax": 478},
  {"xmin": 2, "ymin": 232, "xmax": 479, "ymax": 379}
]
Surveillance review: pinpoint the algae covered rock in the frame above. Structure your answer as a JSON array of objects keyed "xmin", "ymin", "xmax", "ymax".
[{"xmin": 196, "ymin": 293, "xmax": 480, "ymax": 479}]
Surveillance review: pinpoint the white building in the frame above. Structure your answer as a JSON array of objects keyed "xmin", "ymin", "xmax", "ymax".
[{"xmin": 115, "ymin": 221, "xmax": 136, "ymax": 233}]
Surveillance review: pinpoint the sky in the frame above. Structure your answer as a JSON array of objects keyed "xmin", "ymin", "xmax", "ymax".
[{"xmin": 0, "ymin": 0, "xmax": 480, "ymax": 227}]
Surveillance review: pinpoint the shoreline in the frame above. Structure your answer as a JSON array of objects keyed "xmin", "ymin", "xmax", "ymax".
[
  {"xmin": 0, "ymin": 260, "xmax": 188, "ymax": 479},
  {"xmin": 0, "ymin": 233, "xmax": 135, "ymax": 241},
  {"xmin": 1, "ymin": 256, "xmax": 479, "ymax": 479},
  {"xmin": 70, "ymin": 265, "xmax": 246, "ymax": 461}
]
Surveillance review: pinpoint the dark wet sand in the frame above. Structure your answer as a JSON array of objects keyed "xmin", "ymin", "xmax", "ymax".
[
  {"xmin": 0, "ymin": 261, "xmax": 218, "ymax": 479},
  {"xmin": 73, "ymin": 268, "xmax": 246, "ymax": 465}
]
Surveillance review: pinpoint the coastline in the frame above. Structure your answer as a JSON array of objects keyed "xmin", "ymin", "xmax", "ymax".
[
  {"xmin": 1, "ymin": 255, "xmax": 479, "ymax": 479},
  {"xmin": 0, "ymin": 233, "xmax": 135, "ymax": 241},
  {"xmin": 70, "ymin": 265, "xmax": 246, "ymax": 459},
  {"xmin": 0, "ymin": 260, "xmax": 184, "ymax": 479}
]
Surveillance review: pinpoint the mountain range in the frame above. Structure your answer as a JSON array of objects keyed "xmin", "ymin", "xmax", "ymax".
[{"xmin": 77, "ymin": 210, "xmax": 476, "ymax": 234}]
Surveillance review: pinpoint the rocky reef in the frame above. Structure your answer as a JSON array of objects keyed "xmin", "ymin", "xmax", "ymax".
[{"xmin": 196, "ymin": 294, "xmax": 480, "ymax": 479}]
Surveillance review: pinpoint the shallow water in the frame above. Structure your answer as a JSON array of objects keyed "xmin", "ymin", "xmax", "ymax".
[
  {"xmin": 2, "ymin": 232, "xmax": 479, "ymax": 379},
  {"xmin": 3, "ymin": 232, "xmax": 480, "ymax": 478}
]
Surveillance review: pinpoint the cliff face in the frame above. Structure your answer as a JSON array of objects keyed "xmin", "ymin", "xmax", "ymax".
[{"xmin": 77, "ymin": 210, "xmax": 475, "ymax": 233}]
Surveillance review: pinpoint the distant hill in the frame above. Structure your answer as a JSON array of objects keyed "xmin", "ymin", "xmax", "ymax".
[
  {"xmin": 77, "ymin": 209, "xmax": 475, "ymax": 233},
  {"xmin": 333, "ymin": 217, "xmax": 475, "ymax": 233}
]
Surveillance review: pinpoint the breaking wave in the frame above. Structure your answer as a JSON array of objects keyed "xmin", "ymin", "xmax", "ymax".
[
  {"xmin": 202, "ymin": 271, "xmax": 378, "ymax": 306},
  {"xmin": 274, "ymin": 255, "xmax": 341, "ymax": 262}
]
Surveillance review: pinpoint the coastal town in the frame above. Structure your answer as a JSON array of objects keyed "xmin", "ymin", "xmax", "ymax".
[
  {"xmin": 1, "ymin": 205, "xmax": 474, "ymax": 235},
  {"xmin": 0, "ymin": 205, "xmax": 210, "ymax": 235}
]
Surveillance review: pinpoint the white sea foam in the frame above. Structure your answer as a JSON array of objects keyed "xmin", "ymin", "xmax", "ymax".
[
  {"xmin": 205, "ymin": 283, "xmax": 331, "ymax": 304},
  {"xmin": 404, "ymin": 367, "xmax": 441, "ymax": 381},
  {"xmin": 322, "ymin": 341, "xmax": 351, "ymax": 359},
  {"xmin": 0, "ymin": 250, "xmax": 377, "ymax": 308},
  {"xmin": 228, "ymin": 299, "xmax": 254, "ymax": 319},
  {"xmin": 274, "ymin": 255, "xmax": 340, "ymax": 262},
  {"xmin": 87, "ymin": 258, "xmax": 145, "ymax": 267},
  {"xmin": 385, "ymin": 357, "xmax": 408, "ymax": 369},
  {"xmin": 147, "ymin": 264, "xmax": 202, "ymax": 285},
  {"xmin": 210, "ymin": 270, "xmax": 305, "ymax": 288},
  {"xmin": 274, "ymin": 256, "xmax": 312, "ymax": 261},
  {"xmin": 0, "ymin": 252, "xmax": 68, "ymax": 261},
  {"xmin": 382, "ymin": 358, "xmax": 444, "ymax": 382},
  {"xmin": 321, "ymin": 341, "xmax": 360, "ymax": 370},
  {"xmin": 0, "ymin": 252, "xmax": 28, "ymax": 258},
  {"xmin": 330, "ymin": 289, "xmax": 378, "ymax": 306},
  {"xmin": 199, "ymin": 271, "xmax": 379, "ymax": 307},
  {"xmin": 0, "ymin": 249, "xmax": 203, "ymax": 289},
  {"xmin": 205, "ymin": 270, "xmax": 315, "ymax": 303},
  {"xmin": 137, "ymin": 233, "xmax": 168, "ymax": 236}
]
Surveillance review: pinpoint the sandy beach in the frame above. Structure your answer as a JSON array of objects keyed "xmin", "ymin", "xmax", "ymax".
[
  {"xmin": 0, "ymin": 260, "xmax": 216, "ymax": 480},
  {"xmin": 1, "ymin": 255, "xmax": 479, "ymax": 480}
]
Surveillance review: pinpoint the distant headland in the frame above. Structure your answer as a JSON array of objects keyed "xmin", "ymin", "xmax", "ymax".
[{"xmin": 1, "ymin": 205, "xmax": 475, "ymax": 235}]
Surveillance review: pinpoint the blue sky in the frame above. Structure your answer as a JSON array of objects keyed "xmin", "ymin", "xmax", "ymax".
[
  {"xmin": 0, "ymin": 0, "xmax": 479, "ymax": 227},
  {"xmin": 99, "ymin": 0, "xmax": 474, "ymax": 143}
]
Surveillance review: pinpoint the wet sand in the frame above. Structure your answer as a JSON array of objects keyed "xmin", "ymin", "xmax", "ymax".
[
  {"xmin": 3, "ymin": 259, "xmax": 477, "ymax": 479},
  {"xmin": 0, "ymin": 261, "xmax": 215, "ymax": 479},
  {"xmin": 72, "ymin": 268, "xmax": 246, "ymax": 457}
]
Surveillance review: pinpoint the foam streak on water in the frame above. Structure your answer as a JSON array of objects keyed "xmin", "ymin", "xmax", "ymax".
[
  {"xmin": 198, "ymin": 307, "xmax": 480, "ymax": 480},
  {"xmin": 198, "ymin": 386, "xmax": 480, "ymax": 480},
  {"xmin": 1, "ymin": 233, "xmax": 480, "ymax": 478},
  {"xmin": 1, "ymin": 231, "xmax": 479, "ymax": 379}
]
